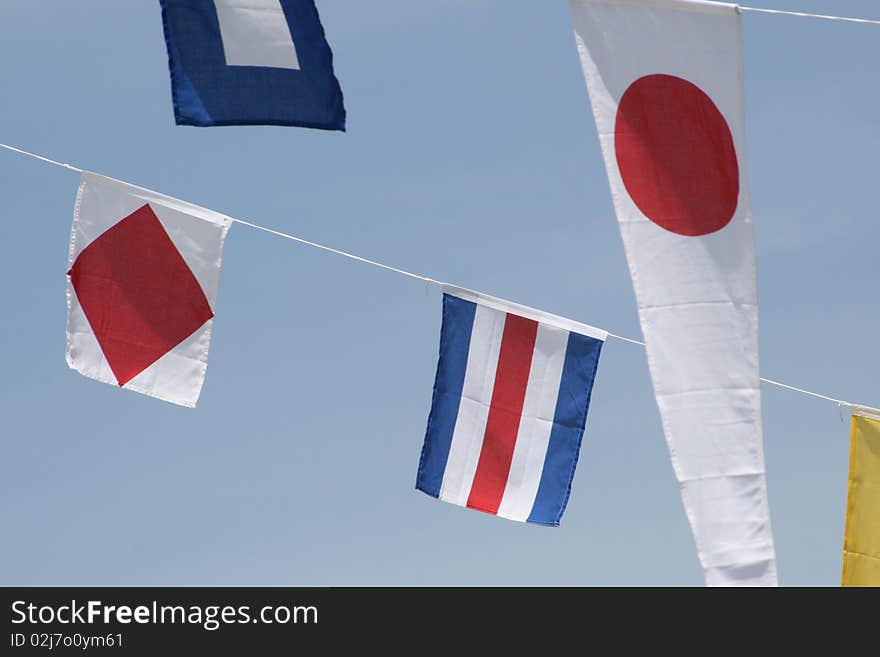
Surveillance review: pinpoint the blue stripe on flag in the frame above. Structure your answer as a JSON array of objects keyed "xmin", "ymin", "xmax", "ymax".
[
  {"xmin": 527, "ymin": 331, "xmax": 603, "ymax": 526},
  {"xmin": 416, "ymin": 294, "xmax": 476, "ymax": 498}
]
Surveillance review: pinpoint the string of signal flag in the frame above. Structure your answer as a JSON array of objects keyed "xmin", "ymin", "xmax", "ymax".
[{"xmin": 0, "ymin": 141, "xmax": 868, "ymax": 414}]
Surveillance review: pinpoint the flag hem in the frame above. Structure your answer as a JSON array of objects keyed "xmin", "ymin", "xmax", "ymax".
[
  {"xmin": 570, "ymin": 0, "xmax": 738, "ymax": 15},
  {"xmin": 441, "ymin": 285, "xmax": 607, "ymax": 342},
  {"xmin": 851, "ymin": 405, "xmax": 880, "ymax": 422}
]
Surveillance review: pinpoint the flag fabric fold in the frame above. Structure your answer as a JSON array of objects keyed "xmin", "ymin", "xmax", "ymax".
[
  {"xmin": 842, "ymin": 406, "xmax": 880, "ymax": 587},
  {"xmin": 159, "ymin": 0, "xmax": 346, "ymax": 130},
  {"xmin": 66, "ymin": 171, "xmax": 231, "ymax": 407},
  {"xmin": 568, "ymin": 0, "xmax": 776, "ymax": 584},
  {"xmin": 417, "ymin": 286, "xmax": 606, "ymax": 526}
]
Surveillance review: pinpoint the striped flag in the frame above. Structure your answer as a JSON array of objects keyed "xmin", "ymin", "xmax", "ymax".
[{"xmin": 417, "ymin": 286, "xmax": 605, "ymax": 526}]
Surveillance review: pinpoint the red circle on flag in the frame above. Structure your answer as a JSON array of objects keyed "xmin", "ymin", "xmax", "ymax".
[{"xmin": 614, "ymin": 74, "xmax": 739, "ymax": 236}]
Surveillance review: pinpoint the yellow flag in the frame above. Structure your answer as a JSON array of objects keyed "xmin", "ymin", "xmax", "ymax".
[{"xmin": 842, "ymin": 407, "xmax": 880, "ymax": 586}]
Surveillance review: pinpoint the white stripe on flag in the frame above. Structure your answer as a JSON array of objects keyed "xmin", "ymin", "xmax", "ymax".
[
  {"xmin": 214, "ymin": 0, "xmax": 301, "ymax": 70},
  {"xmin": 439, "ymin": 304, "xmax": 506, "ymax": 507},
  {"xmin": 496, "ymin": 324, "xmax": 569, "ymax": 522}
]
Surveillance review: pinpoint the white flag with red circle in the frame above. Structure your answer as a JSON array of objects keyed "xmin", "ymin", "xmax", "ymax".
[
  {"xmin": 569, "ymin": 0, "xmax": 776, "ymax": 585},
  {"xmin": 66, "ymin": 172, "xmax": 231, "ymax": 407}
]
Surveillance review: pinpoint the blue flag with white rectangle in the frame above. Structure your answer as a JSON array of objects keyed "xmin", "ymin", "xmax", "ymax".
[{"xmin": 159, "ymin": 0, "xmax": 345, "ymax": 130}]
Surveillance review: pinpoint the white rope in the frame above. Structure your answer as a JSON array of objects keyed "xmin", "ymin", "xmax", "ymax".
[
  {"xmin": 605, "ymin": 331, "xmax": 646, "ymax": 347},
  {"xmin": 0, "ymin": 141, "xmax": 862, "ymax": 409},
  {"xmin": 231, "ymin": 218, "xmax": 436, "ymax": 284},
  {"xmin": 757, "ymin": 377, "xmax": 849, "ymax": 406},
  {"xmin": 603, "ymin": 331, "xmax": 852, "ymax": 405},
  {"xmin": 739, "ymin": 6, "xmax": 880, "ymax": 27},
  {"xmin": 0, "ymin": 143, "xmax": 81, "ymax": 172}
]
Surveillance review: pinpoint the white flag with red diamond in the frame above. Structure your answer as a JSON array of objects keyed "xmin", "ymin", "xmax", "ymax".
[
  {"xmin": 66, "ymin": 172, "xmax": 231, "ymax": 407},
  {"xmin": 569, "ymin": 0, "xmax": 776, "ymax": 585}
]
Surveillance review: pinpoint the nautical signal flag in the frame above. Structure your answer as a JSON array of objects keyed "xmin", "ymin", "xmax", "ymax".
[
  {"xmin": 569, "ymin": 0, "xmax": 776, "ymax": 585},
  {"xmin": 417, "ymin": 286, "xmax": 605, "ymax": 526},
  {"xmin": 66, "ymin": 172, "xmax": 231, "ymax": 407},
  {"xmin": 159, "ymin": 0, "xmax": 345, "ymax": 130},
  {"xmin": 842, "ymin": 407, "xmax": 880, "ymax": 586}
]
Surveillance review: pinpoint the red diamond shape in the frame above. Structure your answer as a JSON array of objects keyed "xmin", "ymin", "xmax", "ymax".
[{"xmin": 69, "ymin": 204, "xmax": 214, "ymax": 387}]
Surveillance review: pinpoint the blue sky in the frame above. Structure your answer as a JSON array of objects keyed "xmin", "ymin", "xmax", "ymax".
[{"xmin": 1, "ymin": 0, "xmax": 878, "ymax": 586}]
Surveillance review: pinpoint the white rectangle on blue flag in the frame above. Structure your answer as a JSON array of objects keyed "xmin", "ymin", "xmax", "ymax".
[
  {"xmin": 159, "ymin": 0, "xmax": 345, "ymax": 129},
  {"xmin": 416, "ymin": 287, "xmax": 606, "ymax": 526}
]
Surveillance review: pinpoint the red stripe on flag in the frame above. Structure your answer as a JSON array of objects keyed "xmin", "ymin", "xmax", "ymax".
[{"xmin": 467, "ymin": 313, "xmax": 539, "ymax": 515}]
